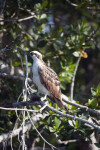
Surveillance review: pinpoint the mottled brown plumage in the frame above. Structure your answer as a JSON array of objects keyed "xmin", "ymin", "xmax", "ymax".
[{"xmin": 29, "ymin": 51, "xmax": 65, "ymax": 109}]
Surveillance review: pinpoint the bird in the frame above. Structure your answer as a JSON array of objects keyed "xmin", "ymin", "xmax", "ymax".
[{"xmin": 29, "ymin": 51, "xmax": 66, "ymax": 109}]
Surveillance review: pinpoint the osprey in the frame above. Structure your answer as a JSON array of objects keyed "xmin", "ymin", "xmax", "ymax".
[{"xmin": 29, "ymin": 51, "xmax": 65, "ymax": 109}]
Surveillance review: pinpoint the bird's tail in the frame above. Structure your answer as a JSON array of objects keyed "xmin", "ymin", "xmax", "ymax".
[
  {"xmin": 55, "ymin": 98, "xmax": 67, "ymax": 110},
  {"xmin": 48, "ymin": 96, "xmax": 67, "ymax": 110}
]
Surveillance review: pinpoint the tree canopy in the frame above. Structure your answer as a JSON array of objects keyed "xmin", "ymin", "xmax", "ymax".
[{"xmin": 0, "ymin": 0, "xmax": 100, "ymax": 150}]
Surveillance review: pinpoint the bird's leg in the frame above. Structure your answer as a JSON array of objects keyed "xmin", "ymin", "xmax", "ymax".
[
  {"xmin": 41, "ymin": 95, "xmax": 47, "ymax": 101},
  {"xmin": 39, "ymin": 95, "xmax": 48, "ymax": 113}
]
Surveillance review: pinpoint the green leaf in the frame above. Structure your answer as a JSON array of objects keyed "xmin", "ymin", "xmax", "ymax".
[
  {"xmin": 88, "ymin": 98, "xmax": 98, "ymax": 108},
  {"xmin": 68, "ymin": 120, "xmax": 74, "ymax": 127},
  {"xmin": 91, "ymin": 87, "xmax": 96, "ymax": 96},
  {"xmin": 13, "ymin": 62, "xmax": 21, "ymax": 66},
  {"xmin": 71, "ymin": 105, "xmax": 77, "ymax": 110},
  {"xmin": 88, "ymin": 99, "xmax": 91, "ymax": 105},
  {"xmin": 49, "ymin": 127, "xmax": 55, "ymax": 132},
  {"xmin": 73, "ymin": 51, "xmax": 80, "ymax": 57},
  {"xmin": 35, "ymin": 3, "xmax": 42, "ymax": 10},
  {"xmin": 96, "ymin": 83, "xmax": 100, "ymax": 95},
  {"xmin": 54, "ymin": 117, "xmax": 61, "ymax": 129},
  {"xmin": 85, "ymin": 129, "xmax": 94, "ymax": 136},
  {"xmin": 75, "ymin": 120, "xmax": 80, "ymax": 129},
  {"xmin": 40, "ymin": 14, "xmax": 47, "ymax": 19}
]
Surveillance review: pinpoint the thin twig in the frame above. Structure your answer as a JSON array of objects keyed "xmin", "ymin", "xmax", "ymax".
[
  {"xmin": 16, "ymin": 23, "xmax": 34, "ymax": 41},
  {"xmin": 0, "ymin": 113, "xmax": 43, "ymax": 143},
  {"xmin": 22, "ymin": 52, "xmax": 28, "ymax": 150},
  {"xmin": 70, "ymin": 27, "xmax": 100, "ymax": 101},
  {"xmin": 0, "ymin": 36, "xmax": 23, "ymax": 53},
  {"xmin": 27, "ymin": 110, "xmax": 56, "ymax": 150},
  {"xmin": 66, "ymin": 0, "xmax": 78, "ymax": 6},
  {"xmin": 0, "ymin": 106, "xmax": 38, "ymax": 112},
  {"xmin": 86, "ymin": 27, "xmax": 100, "ymax": 43},
  {"xmin": 66, "ymin": 0, "xmax": 100, "ymax": 11},
  {"xmin": 0, "ymin": 15, "xmax": 34, "ymax": 23},
  {"xmin": 70, "ymin": 57, "xmax": 81, "ymax": 101}
]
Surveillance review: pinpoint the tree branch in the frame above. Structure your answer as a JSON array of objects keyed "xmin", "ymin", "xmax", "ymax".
[
  {"xmin": 0, "ymin": 97, "xmax": 100, "ymax": 131},
  {"xmin": 62, "ymin": 94, "xmax": 100, "ymax": 115},
  {"xmin": 66, "ymin": 0, "xmax": 100, "ymax": 11},
  {"xmin": 0, "ymin": 99, "xmax": 40, "ymax": 108},
  {"xmin": 0, "ymin": 36, "xmax": 22, "ymax": 53},
  {"xmin": 22, "ymin": 52, "xmax": 28, "ymax": 150},
  {"xmin": 0, "ymin": 73, "xmax": 31, "ymax": 83},
  {"xmin": 70, "ymin": 57, "xmax": 81, "ymax": 101},
  {"xmin": 66, "ymin": 0, "xmax": 78, "ymax": 7},
  {"xmin": 0, "ymin": 16, "xmax": 34, "ymax": 23},
  {"xmin": 0, "ymin": 113, "xmax": 44, "ymax": 143},
  {"xmin": 40, "ymin": 100, "xmax": 100, "ymax": 131}
]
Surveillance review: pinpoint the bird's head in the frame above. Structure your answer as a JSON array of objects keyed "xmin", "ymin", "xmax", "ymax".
[{"xmin": 29, "ymin": 51, "xmax": 42, "ymax": 61}]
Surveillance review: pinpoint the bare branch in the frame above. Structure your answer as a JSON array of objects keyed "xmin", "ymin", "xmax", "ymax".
[
  {"xmin": 0, "ymin": 73, "xmax": 100, "ymax": 116},
  {"xmin": 86, "ymin": 27, "xmax": 100, "ymax": 43},
  {"xmin": 0, "ymin": 73, "xmax": 32, "ymax": 83},
  {"xmin": 0, "ymin": 113, "xmax": 43, "ymax": 143},
  {"xmin": 0, "ymin": 73, "xmax": 24, "ymax": 80},
  {"xmin": 58, "ymin": 139, "xmax": 79, "ymax": 145},
  {"xmin": 62, "ymin": 94, "xmax": 100, "ymax": 115},
  {"xmin": 66, "ymin": 0, "xmax": 78, "ymax": 7},
  {"xmin": 40, "ymin": 100, "xmax": 100, "ymax": 131},
  {"xmin": 22, "ymin": 52, "xmax": 28, "ymax": 150},
  {"xmin": 0, "ymin": 99, "xmax": 40, "ymax": 108},
  {"xmin": 0, "ymin": 15, "xmax": 34, "ymax": 23},
  {"xmin": 18, "ymin": 16, "xmax": 34, "ymax": 22},
  {"xmin": 70, "ymin": 57, "xmax": 81, "ymax": 101},
  {"xmin": 27, "ymin": 110, "xmax": 57, "ymax": 149},
  {"xmin": 0, "ymin": 97, "xmax": 100, "ymax": 131},
  {"xmin": 0, "ymin": 107, "xmax": 38, "ymax": 112},
  {"xmin": 66, "ymin": 0, "xmax": 100, "ymax": 11},
  {"xmin": 16, "ymin": 23, "xmax": 34, "ymax": 41},
  {"xmin": 0, "ymin": 36, "xmax": 23, "ymax": 53}
]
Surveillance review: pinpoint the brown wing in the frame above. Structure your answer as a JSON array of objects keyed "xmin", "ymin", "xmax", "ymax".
[{"xmin": 38, "ymin": 65, "xmax": 65, "ymax": 108}]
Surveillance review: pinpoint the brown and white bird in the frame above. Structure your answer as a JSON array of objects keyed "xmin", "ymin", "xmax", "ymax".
[{"xmin": 29, "ymin": 51, "xmax": 65, "ymax": 109}]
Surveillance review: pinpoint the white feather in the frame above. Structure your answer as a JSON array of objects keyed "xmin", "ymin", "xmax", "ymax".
[{"xmin": 32, "ymin": 57, "xmax": 49, "ymax": 96}]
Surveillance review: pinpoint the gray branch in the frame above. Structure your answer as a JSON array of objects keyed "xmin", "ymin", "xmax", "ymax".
[
  {"xmin": 0, "ymin": 97, "xmax": 100, "ymax": 131},
  {"xmin": 0, "ymin": 73, "xmax": 100, "ymax": 116},
  {"xmin": 70, "ymin": 57, "xmax": 81, "ymax": 101},
  {"xmin": 0, "ymin": 113, "xmax": 43, "ymax": 143},
  {"xmin": 62, "ymin": 94, "xmax": 100, "ymax": 115},
  {"xmin": 40, "ymin": 100, "xmax": 100, "ymax": 131}
]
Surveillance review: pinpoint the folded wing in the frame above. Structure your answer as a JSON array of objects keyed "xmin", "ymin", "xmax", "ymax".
[{"xmin": 38, "ymin": 65, "xmax": 64, "ymax": 108}]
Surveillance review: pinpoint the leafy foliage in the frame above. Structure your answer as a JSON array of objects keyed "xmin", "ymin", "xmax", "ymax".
[{"xmin": 0, "ymin": 0, "xmax": 100, "ymax": 149}]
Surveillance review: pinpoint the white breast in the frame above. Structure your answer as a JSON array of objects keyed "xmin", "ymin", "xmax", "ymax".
[{"xmin": 32, "ymin": 60, "xmax": 49, "ymax": 95}]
